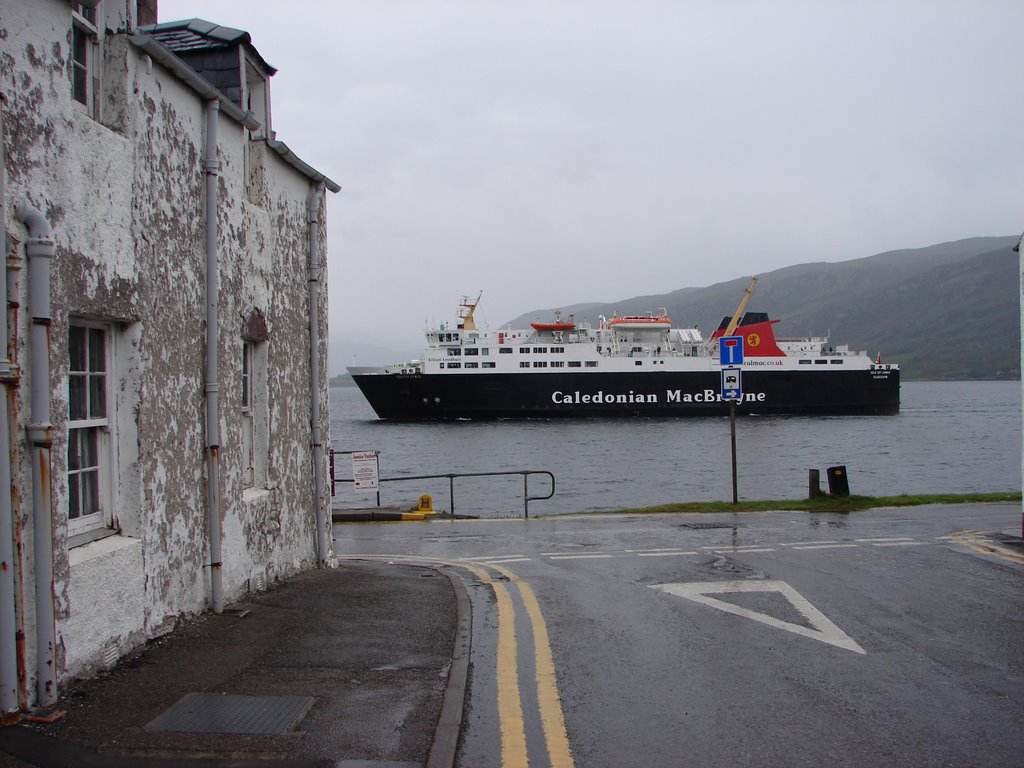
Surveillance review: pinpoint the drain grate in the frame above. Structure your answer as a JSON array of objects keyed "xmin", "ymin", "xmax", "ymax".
[{"xmin": 145, "ymin": 693, "xmax": 315, "ymax": 735}]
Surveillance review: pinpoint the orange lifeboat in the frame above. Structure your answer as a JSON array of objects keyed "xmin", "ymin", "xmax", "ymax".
[
  {"xmin": 531, "ymin": 311, "xmax": 576, "ymax": 332},
  {"xmin": 531, "ymin": 321, "xmax": 576, "ymax": 331}
]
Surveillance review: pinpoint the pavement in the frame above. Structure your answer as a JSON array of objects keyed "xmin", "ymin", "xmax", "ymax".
[{"xmin": 0, "ymin": 558, "xmax": 469, "ymax": 768}]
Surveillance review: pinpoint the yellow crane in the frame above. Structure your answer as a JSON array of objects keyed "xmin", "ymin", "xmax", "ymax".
[{"xmin": 722, "ymin": 277, "xmax": 758, "ymax": 338}]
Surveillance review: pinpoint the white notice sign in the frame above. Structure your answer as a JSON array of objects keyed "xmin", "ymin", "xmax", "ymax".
[{"xmin": 351, "ymin": 451, "xmax": 379, "ymax": 492}]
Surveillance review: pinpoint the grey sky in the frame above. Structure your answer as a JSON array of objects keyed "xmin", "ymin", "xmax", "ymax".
[{"xmin": 159, "ymin": 1, "xmax": 1024, "ymax": 372}]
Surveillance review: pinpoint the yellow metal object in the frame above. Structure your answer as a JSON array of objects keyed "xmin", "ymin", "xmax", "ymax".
[
  {"xmin": 722, "ymin": 276, "xmax": 758, "ymax": 339},
  {"xmin": 458, "ymin": 291, "xmax": 483, "ymax": 331},
  {"xmin": 418, "ymin": 494, "xmax": 433, "ymax": 513}
]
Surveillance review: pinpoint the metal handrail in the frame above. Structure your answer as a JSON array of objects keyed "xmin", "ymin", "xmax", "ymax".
[{"xmin": 331, "ymin": 454, "xmax": 555, "ymax": 519}]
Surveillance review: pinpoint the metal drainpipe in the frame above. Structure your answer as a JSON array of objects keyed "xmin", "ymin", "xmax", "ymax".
[
  {"xmin": 307, "ymin": 184, "xmax": 328, "ymax": 564},
  {"xmin": 14, "ymin": 198, "xmax": 56, "ymax": 707},
  {"xmin": 0, "ymin": 90, "xmax": 19, "ymax": 721},
  {"xmin": 7, "ymin": 255, "xmax": 25, "ymax": 713},
  {"xmin": 203, "ymin": 100, "xmax": 223, "ymax": 613}
]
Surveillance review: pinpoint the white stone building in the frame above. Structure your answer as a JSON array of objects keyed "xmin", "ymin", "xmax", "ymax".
[{"xmin": 0, "ymin": 0, "xmax": 339, "ymax": 714}]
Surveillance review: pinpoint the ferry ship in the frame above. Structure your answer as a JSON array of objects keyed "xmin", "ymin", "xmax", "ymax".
[{"xmin": 348, "ymin": 284, "xmax": 900, "ymax": 420}]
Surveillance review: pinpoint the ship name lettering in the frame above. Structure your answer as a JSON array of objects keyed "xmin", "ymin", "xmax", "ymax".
[
  {"xmin": 666, "ymin": 389, "xmax": 767, "ymax": 403},
  {"xmin": 551, "ymin": 390, "xmax": 658, "ymax": 405}
]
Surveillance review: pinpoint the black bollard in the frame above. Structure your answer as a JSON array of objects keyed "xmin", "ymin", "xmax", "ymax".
[{"xmin": 826, "ymin": 465, "xmax": 850, "ymax": 497}]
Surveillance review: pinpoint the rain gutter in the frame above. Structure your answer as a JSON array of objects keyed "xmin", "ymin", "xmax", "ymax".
[{"xmin": 267, "ymin": 140, "xmax": 340, "ymax": 193}]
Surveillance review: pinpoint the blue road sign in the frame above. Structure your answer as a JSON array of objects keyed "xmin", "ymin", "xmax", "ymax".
[
  {"xmin": 719, "ymin": 335, "xmax": 744, "ymax": 366},
  {"xmin": 721, "ymin": 366, "xmax": 742, "ymax": 401}
]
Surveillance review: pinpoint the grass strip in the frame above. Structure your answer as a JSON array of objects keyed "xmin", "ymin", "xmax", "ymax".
[{"xmin": 566, "ymin": 492, "xmax": 1021, "ymax": 516}]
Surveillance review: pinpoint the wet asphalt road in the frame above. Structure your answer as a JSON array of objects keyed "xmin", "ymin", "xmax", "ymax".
[{"xmin": 333, "ymin": 503, "xmax": 1023, "ymax": 767}]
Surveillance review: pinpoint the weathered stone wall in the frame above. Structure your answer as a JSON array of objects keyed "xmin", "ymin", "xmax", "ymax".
[{"xmin": 1, "ymin": 0, "xmax": 331, "ymax": 690}]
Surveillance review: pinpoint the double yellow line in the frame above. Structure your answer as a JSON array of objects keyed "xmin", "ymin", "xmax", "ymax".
[
  {"xmin": 344, "ymin": 555, "xmax": 575, "ymax": 768},
  {"xmin": 948, "ymin": 530, "xmax": 1024, "ymax": 565},
  {"xmin": 482, "ymin": 561, "xmax": 574, "ymax": 768}
]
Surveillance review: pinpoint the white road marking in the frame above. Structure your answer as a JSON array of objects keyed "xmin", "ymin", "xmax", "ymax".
[
  {"xmin": 540, "ymin": 551, "xmax": 604, "ymax": 556},
  {"xmin": 855, "ymin": 537, "xmax": 916, "ymax": 543},
  {"xmin": 778, "ymin": 540, "xmax": 843, "ymax": 546},
  {"xmin": 548, "ymin": 554, "xmax": 615, "ymax": 560},
  {"xmin": 712, "ymin": 547, "xmax": 776, "ymax": 553},
  {"xmin": 870, "ymin": 542, "xmax": 929, "ymax": 547},
  {"xmin": 635, "ymin": 551, "xmax": 700, "ymax": 557},
  {"xmin": 652, "ymin": 580, "xmax": 866, "ymax": 654},
  {"xmin": 790, "ymin": 543, "xmax": 859, "ymax": 550}
]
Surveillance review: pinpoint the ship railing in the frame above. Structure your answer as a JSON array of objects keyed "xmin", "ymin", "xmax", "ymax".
[{"xmin": 329, "ymin": 450, "xmax": 555, "ymax": 518}]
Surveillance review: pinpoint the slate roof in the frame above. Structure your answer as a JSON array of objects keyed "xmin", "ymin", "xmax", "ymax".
[{"xmin": 141, "ymin": 18, "xmax": 277, "ymax": 76}]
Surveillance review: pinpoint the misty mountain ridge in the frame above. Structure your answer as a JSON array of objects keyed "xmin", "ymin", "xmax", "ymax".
[{"xmin": 505, "ymin": 236, "xmax": 1021, "ymax": 380}]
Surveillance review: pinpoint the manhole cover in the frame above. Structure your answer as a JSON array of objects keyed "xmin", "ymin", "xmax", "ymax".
[{"xmin": 145, "ymin": 693, "xmax": 315, "ymax": 735}]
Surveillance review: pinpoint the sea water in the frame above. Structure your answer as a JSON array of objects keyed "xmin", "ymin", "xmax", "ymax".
[{"xmin": 328, "ymin": 380, "xmax": 1021, "ymax": 517}]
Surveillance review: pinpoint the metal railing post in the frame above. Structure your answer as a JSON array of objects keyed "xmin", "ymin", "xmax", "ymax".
[
  {"xmin": 523, "ymin": 473, "xmax": 529, "ymax": 519},
  {"xmin": 332, "ymin": 464, "xmax": 555, "ymax": 518}
]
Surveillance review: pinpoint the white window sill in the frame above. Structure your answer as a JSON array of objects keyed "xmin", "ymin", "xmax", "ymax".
[
  {"xmin": 68, "ymin": 526, "xmax": 117, "ymax": 550},
  {"xmin": 69, "ymin": 532, "xmax": 141, "ymax": 566}
]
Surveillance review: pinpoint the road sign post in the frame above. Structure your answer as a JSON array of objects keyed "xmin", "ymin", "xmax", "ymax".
[{"xmin": 719, "ymin": 337, "xmax": 744, "ymax": 504}]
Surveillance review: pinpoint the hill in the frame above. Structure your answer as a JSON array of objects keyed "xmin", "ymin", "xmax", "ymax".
[{"xmin": 506, "ymin": 236, "xmax": 1021, "ymax": 380}]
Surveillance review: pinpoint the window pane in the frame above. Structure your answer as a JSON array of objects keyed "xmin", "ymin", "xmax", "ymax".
[
  {"xmin": 68, "ymin": 475, "xmax": 80, "ymax": 520},
  {"xmin": 72, "ymin": 29, "xmax": 88, "ymax": 106},
  {"xmin": 69, "ymin": 375, "xmax": 87, "ymax": 419},
  {"xmin": 241, "ymin": 344, "xmax": 251, "ymax": 407},
  {"xmin": 68, "ymin": 429, "xmax": 81, "ymax": 471},
  {"xmin": 88, "ymin": 328, "xmax": 105, "ymax": 371},
  {"xmin": 80, "ymin": 428, "xmax": 98, "ymax": 468},
  {"xmin": 88, "ymin": 374, "xmax": 106, "ymax": 418},
  {"xmin": 69, "ymin": 326, "xmax": 86, "ymax": 372},
  {"xmin": 80, "ymin": 470, "xmax": 99, "ymax": 517},
  {"xmin": 73, "ymin": 26, "xmax": 88, "ymax": 65}
]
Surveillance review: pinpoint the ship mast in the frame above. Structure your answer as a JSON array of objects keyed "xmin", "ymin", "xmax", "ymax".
[
  {"xmin": 458, "ymin": 291, "xmax": 483, "ymax": 331},
  {"xmin": 722, "ymin": 277, "xmax": 758, "ymax": 338}
]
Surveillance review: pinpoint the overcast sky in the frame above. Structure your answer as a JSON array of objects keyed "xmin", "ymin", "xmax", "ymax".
[{"xmin": 159, "ymin": 1, "xmax": 1024, "ymax": 372}]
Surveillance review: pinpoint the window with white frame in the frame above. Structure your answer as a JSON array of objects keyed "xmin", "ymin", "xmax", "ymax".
[
  {"xmin": 241, "ymin": 340, "xmax": 255, "ymax": 487},
  {"xmin": 240, "ymin": 337, "xmax": 269, "ymax": 489},
  {"xmin": 68, "ymin": 322, "xmax": 111, "ymax": 534},
  {"xmin": 71, "ymin": 3, "xmax": 101, "ymax": 118}
]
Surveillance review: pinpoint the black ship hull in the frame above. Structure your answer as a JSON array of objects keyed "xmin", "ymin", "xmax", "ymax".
[{"xmin": 351, "ymin": 368, "xmax": 900, "ymax": 420}]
